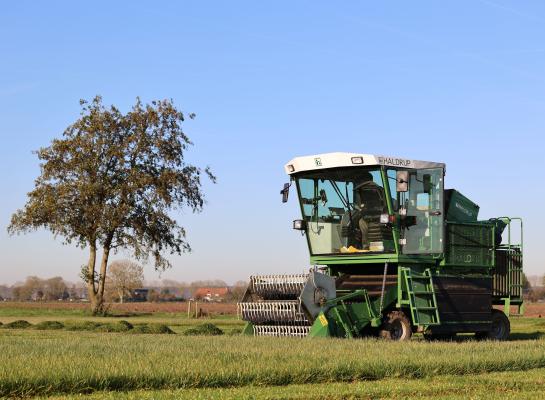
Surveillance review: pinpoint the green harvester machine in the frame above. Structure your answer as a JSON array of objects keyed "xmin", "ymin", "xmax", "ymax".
[{"xmin": 239, "ymin": 152, "xmax": 523, "ymax": 340}]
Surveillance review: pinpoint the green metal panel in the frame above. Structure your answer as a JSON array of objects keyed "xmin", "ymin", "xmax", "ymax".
[
  {"xmin": 310, "ymin": 254, "xmax": 438, "ymax": 265},
  {"xmin": 445, "ymin": 189, "xmax": 479, "ymax": 222},
  {"xmin": 444, "ymin": 246, "xmax": 494, "ymax": 267},
  {"xmin": 443, "ymin": 222, "xmax": 494, "ymax": 268},
  {"xmin": 309, "ymin": 287, "xmax": 398, "ymax": 338},
  {"xmin": 241, "ymin": 322, "xmax": 254, "ymax": 335},
  {"xmin": 447, "ymin": 223, "xmax": 494, "ymax": 247},
  {"xmin": 308, "ymin": 312, "xmax": 332, "ymax": 338},
  {"xmin": 316, "ymin": 291, "xmax": 376, "ymax": 338}
]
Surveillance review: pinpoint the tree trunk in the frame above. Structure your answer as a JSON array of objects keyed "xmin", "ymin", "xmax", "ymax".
[
  {"xmin": 93, "ymin": 245, "xmax": 111, "ymax": 314},
  {"xmin": 86, "ymin": 243, "xmax": 100, "ymax": 314},
  {"xmin": 117, "ymin": 288, "xmax": 124, "ymax": 304}
]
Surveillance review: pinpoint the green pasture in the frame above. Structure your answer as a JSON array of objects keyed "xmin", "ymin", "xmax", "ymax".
[
  {"xmin": 45, "ymin": 368, "xmax": 545, "ymax": 399},
  {"xmin": 1, "ymin": 306, "xmax": 545, "ymax": 398}
]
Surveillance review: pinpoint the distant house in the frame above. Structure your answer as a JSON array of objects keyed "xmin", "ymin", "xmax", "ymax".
[
  {"xmin": 194, "ymin": 287, "xmax": 230, "ymax": 302},
  {"xmin": 132, "ymin": 288, "xmax": 149, "ymax": 302}
]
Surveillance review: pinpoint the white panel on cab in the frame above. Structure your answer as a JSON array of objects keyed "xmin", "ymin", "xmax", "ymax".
[{"xmin": 306, "ymin": 222, "xmax": 344, "ymax": 254}]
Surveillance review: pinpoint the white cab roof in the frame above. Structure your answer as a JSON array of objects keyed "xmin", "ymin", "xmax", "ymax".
[{"xmin": 285, "ymin": 152, "xmax": 445, "ymax": 175}]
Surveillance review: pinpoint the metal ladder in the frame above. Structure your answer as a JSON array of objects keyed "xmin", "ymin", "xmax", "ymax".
[
  {"xmin": 499, "ymin": 217, "xmax": 524, "ymax": 316},
  {"xmin": 507, "ymin": 246, "xmax": 524, "ymax": 316},
  {"xmin": 402, "ymin": 267, "xmax": 441, "ymax": 326},
  {"xmin": 506, "ymin": 246, "xmax": 523, "ymax": 297}
]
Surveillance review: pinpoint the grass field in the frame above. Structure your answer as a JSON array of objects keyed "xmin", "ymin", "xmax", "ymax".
[
  {"xmin": 44, "ymin": 368, "xmax": 545, "ymax": 399},
  {"xmin": 1, "ymin": 304, "xmax": 545, "ymax": 399}
]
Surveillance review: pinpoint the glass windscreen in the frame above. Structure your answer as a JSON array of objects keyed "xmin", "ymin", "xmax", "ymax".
[
  {"xmin": 388, "ymin": 168, "xmax": 444, "ymax": 254},
  {"xmin": 296, "ymin": 168, "xmax": 394, "ymax": 255}
]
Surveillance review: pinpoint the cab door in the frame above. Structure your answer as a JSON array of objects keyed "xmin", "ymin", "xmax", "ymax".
[{"xmin": 400, "ymin": 168, "xmax": 444, "ymax": 255}]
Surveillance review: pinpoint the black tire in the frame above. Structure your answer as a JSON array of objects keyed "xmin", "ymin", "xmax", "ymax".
[
  {"xmin": 379, "ymin": 310, "xmax": 412, "ymax": 341},
  {"xmin": 475, "ymin": 309, "xmax": 510, "ymax": 341}
]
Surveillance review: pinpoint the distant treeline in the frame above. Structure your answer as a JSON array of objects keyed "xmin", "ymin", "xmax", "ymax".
[
  {"xmin": 0, "ymin": 276, "xmax": 248, "ymax": 303},
  {"xmin": 0, "ymin": 276, "xmax": 81, "ymax": 302}
]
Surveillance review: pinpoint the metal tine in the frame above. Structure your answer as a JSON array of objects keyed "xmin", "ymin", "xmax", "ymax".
[
  {"xmin": 253, "ymin": 325, "xmax": 310, "ymax": 337},
  {"xmin": 238, "ymin": 301, "xmax": 308, "ymax": 324},
  {"xmin": 250, "ymin": 274, "xmax": 308, "ymax": 297}
]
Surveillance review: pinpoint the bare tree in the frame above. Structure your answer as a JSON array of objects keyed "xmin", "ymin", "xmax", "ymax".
[
  {"xmin": 44, "ymin": 277, "xmax": 67, "ymax": 300},
  {"xmin": 228, "ymin": 280, "xmax": 248, "ymax": 302},
  {"xmin": 10, "ymin": 276, "xmax": 67, "ymax": 301},
  {"xmin": 106, "ymin": 260, "xmax": 144, "ymax": 303},
  {"xmin": 190, "ymin": 279, "xmax": 227, "ymax": 288},
  {"xmin": 12, "ymin": 276, "xmax": 42, "ymax": 301}
]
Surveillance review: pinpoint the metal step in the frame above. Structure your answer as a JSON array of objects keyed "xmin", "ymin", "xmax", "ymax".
[
  {"xmin": 401, "ymin": 267, "xmax": 441, "ymax": 326},
  {"xmin": 409, "ymin": 275, "xmax": 430, "ymax": 280}
]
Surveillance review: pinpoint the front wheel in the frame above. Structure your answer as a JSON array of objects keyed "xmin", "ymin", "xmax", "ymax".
[
  {"xmin": 379, "ymin": 310, "xmax": 412, "ymax": 341},
  {"xmin": 475, "ymin": 309, "xmax": 510, "ymax": 341}
]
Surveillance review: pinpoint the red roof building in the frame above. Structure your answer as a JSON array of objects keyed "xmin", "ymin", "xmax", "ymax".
[{"xmin": 194, "ymin": 287, "xmax": 230, "ymax": 301}]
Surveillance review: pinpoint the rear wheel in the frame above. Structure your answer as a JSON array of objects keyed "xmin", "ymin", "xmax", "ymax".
[
  {"xmin": 379, "ymin": 311, "xmax": 412, "ymax": 341},
  {"xmin": 475, "ymin": 309, "xmax": 510, "ymax": 341}
]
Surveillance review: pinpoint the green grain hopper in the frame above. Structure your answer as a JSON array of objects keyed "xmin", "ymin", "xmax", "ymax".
[{"xmin": 239, "ymin": 153, "xmax": 523, "ymax": 340}]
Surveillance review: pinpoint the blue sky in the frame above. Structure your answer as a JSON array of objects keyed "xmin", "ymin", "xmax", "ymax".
[{"xmin": 0, "ymin": 1, "xmax": 544, "ymax": 284}]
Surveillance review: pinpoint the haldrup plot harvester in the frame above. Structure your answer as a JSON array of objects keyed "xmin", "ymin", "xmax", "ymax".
[{"xmin": 239, "ymin": 153, "xmax": 523, "ymax": 340}]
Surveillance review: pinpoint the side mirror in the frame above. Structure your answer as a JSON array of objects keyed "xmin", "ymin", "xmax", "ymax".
[
  {"xmin": 423, "ymin": 174, "xmax": 432, "ymax": 194},
  {"xmin": 293, "ymin": 219, "xmax": 306, "ymax": 230},
  {"xmin": 281, "ymin": 183, "xmax": 290, "ymax": 203},
  {"xmin": 396, "ymin": 171, "xmax": 409, "ymax": 192}
]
